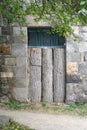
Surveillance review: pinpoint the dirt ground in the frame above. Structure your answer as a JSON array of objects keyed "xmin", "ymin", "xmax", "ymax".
[{"xmin": 0, "ymin": 108, "xmax": 87, "ymax": 130}]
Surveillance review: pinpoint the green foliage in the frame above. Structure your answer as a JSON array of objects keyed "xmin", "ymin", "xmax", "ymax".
[
  {"xmin": 42, "ymin": 102, "xmax": 48, "ymax": 107},
  {"xmin": 0, "ymin": 0, "xmax": 87, "ymax": 36},
  {"xmin": 0, "ymin": 0, "xmax": 27, "ymax": 26},
  {"xmin": 0, "ymin": 119, "xmax": 34, "ymax": 130},
  {"xmin": 27, "ymin": 0, "xmax": 87, "ymax": 37},
  {"xmin": 4, "ymin": 100, "xmax": 37, "ymax": 110},
  {"xmin": 5, "ymin": 100, "xmax": 21, "ymax": 109}
]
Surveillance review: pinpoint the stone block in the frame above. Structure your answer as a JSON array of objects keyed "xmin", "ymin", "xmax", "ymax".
[
  {"xmin": 84, "ymin": 52, "xmax": 87, "ymax": 61},
  {"xmin": 0, "ymin": 77, "xmax": 15, "ymax": 90},
  {"xmin": 73, "ymin": 84, "xmax": 83, "ymax": 94},
  {"xmin": 80, "ymin": 26, "xmax": 87, "ymax": 32},
  {"xmin": 67, "ymin": 27, "xmax": 80, "ymax": 42},
  {"xmin": 72, "ymin": 26, "xmax": 80, "ymax": 35},
  {"xmin": 0, "ymin": 72, "xmax": 13, "ymax": 78},
  {"xmin": 16, "ymin": 57, "xmax": 27, "ymax": 66},
  {"xmin": 78, "ymin": 63, "xmax": 87, "ymax": 74},
  {"xmin": 0, "ymin": 36, "xmax": 7, "ymax": 43},
  {"xmin": 0, "ymin": 36, "xmax": 13, "ymax": 44},
  {"xmin": 0, "ymin": 77, "xmax": 7, "ymax": 84},
  {"xmin": 12, "ymin": 44, "xmax": 27, "ymax": 56},
  {"xmin": 82, "ymin": 76, "xmax": 87, "ymax": 82},
  {"xmin": 67, "ymin": 52, "xmax": 81, "ymax": 62},
  {"xmin": 80, "ymin": 84, "xmax": 87, "ymax": 92},
  {"xmin": 13, "ymin": 67, "xmax": 27, "ymax": 77},
  {"xmin": 77, "ymin": 94, "xmax": 87, "ymax": 103},
  {"xmin": 14, "ymin": 77, "xmax": 28, "ymax": 88},
  {"xmin": 0, "ymin": 66, "xmax": 2, "ymax": 71},
  {"xmin": 67, "ymin": 62, "xmax": 78, "ymax": 74},
  {"xmin": 0, "ymin": 77, "xmax": 13, "ymax": 93},
  {"xmin": 66, "ymin": 83, "xmax": 81, "ymax": 103},
  {"xmin": 27, "ymin": 15, "xmax": 50, "ymax": 27},
  {"xmin": 66, "ymin": 83, "xmax": 87, "ymax": 104},
  {"xmin": 30, "ymin": 48, "xmax": 41, "ymax": 66},
  {"xmin": 0, "ymin": 58, "xmax": 4, "ymax": 65},
  {"xmin": 0, "ymin": 27, "xmax": 1, "ymax": 35},
  {"xmin": 80, "ymin": 52, "xmax": 85, "ymax": 62},
  {"xmin": 5, "ymin": 58, "xmax": 16, "ymax": 66},
  {"xmin": 1, "ymin": 83, "xmax": 9, "ymax": 94},
  {"xmin": 0, "ymin": 15, "xmax": 3, "ymax": 26},
  {"xmin": 74, "ymin": 84, "xmax": 87, "ymax": 103},
  {"xmin": 0, "ymin": 65, "xmax": 13, "ymax": 72},
  {"xmin": 0, "ymin": 115, "xmax": 10, "ymax": 125},
  {"xmin": 66, "ymin": 74, "xmax": 82, "ymax": 83},
  {"xmin": 79, "ymin": 42, "xmax": 87, "ymax": 52},
  {"xmin": 0, "ymin": 43, "xmax": 11, "ymax": 55},
  {"xmin": 13, "ymin": 27, "xmax": 27, "ymax": 36},
  {"xmin": 13, "ymin": 36, "xmax": 27, "ymax": 44},
  {"xmin": 66, "ymin": 42, "xmax": 79, "ymax": 53},
  {"xmin": 12, "ymin": 87, "xmax": 28, "ymax": 102},
  {"xmin": 80, "ymin": 33, "xmax": 87, "ymax": 41},
  {"xmin": 1, "ymin": 27, "xmax": 13, "ymax": 35},
  {"xmin": 66, "ymin": 83, "xmax": 76, "ymax": 104},
  {"xmin": 0, "ymin": 78, "xmax": 9, "ymax": 94}
]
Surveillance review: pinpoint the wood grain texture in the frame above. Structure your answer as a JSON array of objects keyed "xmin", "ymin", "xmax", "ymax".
[
  {"xmin": 28, "ymin": 48, "xmax": 41, "ymax": 102},
  {"xmin": 53, "ymin": 48, "xmax": 65, "ymax": 103},
  {"xmin": 42, "ymin": 49, "xmax": 53, "ymax": 103}
]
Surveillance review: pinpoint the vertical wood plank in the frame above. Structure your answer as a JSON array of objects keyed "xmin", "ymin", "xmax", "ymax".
[
  {"xmin": 42, "ymin": 49, "xmax": 53, "ymax": 103},
  {"xmin": 53, "ymin": 48, "xmax": 65, "ymax": 103},
  {"xmin": 28, "ymin": 48, "xmax": 41, "ymax": 102}
]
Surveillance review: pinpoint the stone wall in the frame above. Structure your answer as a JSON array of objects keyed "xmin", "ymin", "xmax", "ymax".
[
  {"xmin": 0, "ymin": 25, "xmax": 87, "ymax": 104},
  {"xmin": 66, "ymin": 26, "xmax": 87, "ymax": 104},
  {"xmin": 0, "ymin": 26, "xmax": 28, "ymax": 102}
]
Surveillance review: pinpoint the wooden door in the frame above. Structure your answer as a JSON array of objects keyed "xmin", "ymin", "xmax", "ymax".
[{"xmin": 28, "ymin": 28, "xmax": 65, "ymax": 103}]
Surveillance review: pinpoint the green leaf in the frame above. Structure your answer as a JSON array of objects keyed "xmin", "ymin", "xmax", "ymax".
[{"xmin": 80, "ymin": 1, "xmax": 86, "ymax": 5}]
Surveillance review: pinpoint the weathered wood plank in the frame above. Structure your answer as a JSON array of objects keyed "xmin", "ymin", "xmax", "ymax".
[
  {"xmin": 42, "ymin": 49, "xmax": 53, "ymax": 103},
  {"xmin": 30, "ymin": 48, "xmax": 41, "ymax": 66},
  {"xmin": 28, "ymin": 48, "xmax": 41, "ymax": 102},
  {"xmin": 53, "ymin": 48, "xmax": 65, "ymax": 103}
]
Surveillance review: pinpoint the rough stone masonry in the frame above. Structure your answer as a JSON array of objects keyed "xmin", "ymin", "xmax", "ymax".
[
  {"xmin": 0, "ymin": 26, "xmax": 28, "ymax": 102},
  {"xmin": 66, "ymin": 26, "xmax": 87, "ymax": 104},
  {"xmin": 0, "ymin": 23, "xmax": 87, "ymax": 104}
]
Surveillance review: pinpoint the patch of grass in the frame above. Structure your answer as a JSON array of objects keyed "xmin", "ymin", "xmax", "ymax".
[
  {"xmin": 42, "ymin": 102, "xmax": 50, "ymax": 110},
  {"xmin": 42, "ymin": 102, "xmax": 48, "ymax": 107},
  {"xmin": 4, "ymin": 100, "xmax": 40, "ymax": 111},
  {"xmin": 0, "ymin": 119, "xmax": 35, "ymax": 130},
  {"xmin": 1, "ymin": 100, "xmax": 87, "ymax": 116},
  {"xmin": 52, "ymin": 106, "xmax": 61, "ymax": 111},
  {"xmin": 63, "ymin": 103, "xmax": 87, "ymax": 116},
  {"xmin": 4, "ymin": 100, "xmax": 21, "ymax": 109}
]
